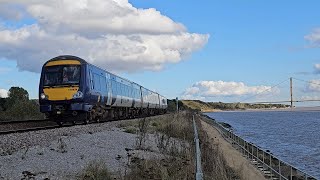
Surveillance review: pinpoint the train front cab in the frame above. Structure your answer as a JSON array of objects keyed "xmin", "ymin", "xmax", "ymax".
[{"xmin": 39, "ymin": 57, "xmax": 91, "ymax": 123}]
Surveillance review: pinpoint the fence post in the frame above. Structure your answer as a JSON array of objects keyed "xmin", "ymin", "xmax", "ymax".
[
  {"xmin": 193, "ymin": 115, "xmax": 203, "ymax": 180},
  {"xmin": 279, "ymin": 160, "xmax": 281, "ymax": 179}
]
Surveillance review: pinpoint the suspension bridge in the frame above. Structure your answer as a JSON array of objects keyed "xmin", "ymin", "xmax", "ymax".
[{"xmin": 241, "ymin": 77, "xmax": 320, "ymax": 108}]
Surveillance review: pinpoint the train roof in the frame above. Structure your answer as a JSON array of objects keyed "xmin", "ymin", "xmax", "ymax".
[
  {"xmin": 47, "ymin": 55, "xmax": 87, "ymax": 64},
  {"xmin": 45, "ymin": 55, "xmax": 166, "ymax": 98}
]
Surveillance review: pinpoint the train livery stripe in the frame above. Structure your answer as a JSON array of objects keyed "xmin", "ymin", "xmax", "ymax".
[
  {"xmin": 45, "ymin": 60, "xmax": 81, "ymax": 66},
  {"xmin": 43, "ymin": 87, "xmax": 79, "ymax": 101}
]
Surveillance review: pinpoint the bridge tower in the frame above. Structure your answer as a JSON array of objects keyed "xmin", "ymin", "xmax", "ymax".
[{"xmin": 290, "ymin": 77, "xmax": 293, "ymax": 108}]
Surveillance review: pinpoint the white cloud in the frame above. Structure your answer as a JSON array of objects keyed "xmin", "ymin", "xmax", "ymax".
[
  {"xmin": 305, "ymin": 79, "xmax": 320, "ymax": 92},
  {"xmin": 301, "ymin": 95, "xmax": 320, "ymax": 101},
  {"xmin": 0, "ymin": 89, "xmax": 8, "ymax": 98},
  {"xmin": 0, "ymin": 67, "xmax": 11, "ymax": 74},
  {"xmin": 181, "ymin": 80, "xmax": 278, "ymax": 101},
  {"xmin": 314, "ymin": 64, "xmax": 320, "ymax": 74},
  {"xmin": 305, "ymin": 28, "xmax": 320, "ymax": 47},
  {"xmin": 0, "ymin": 0, "xmax": 209, "ymax": 73}
]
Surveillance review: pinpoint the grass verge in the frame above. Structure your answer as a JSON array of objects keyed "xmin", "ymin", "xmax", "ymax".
[{"xmin": 78, "ymin": 161, "xmax": 113, "ymax": 180}]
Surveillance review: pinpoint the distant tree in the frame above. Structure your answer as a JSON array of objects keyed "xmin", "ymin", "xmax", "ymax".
[
  {"xmin": 0, "ymin": 98, "xmax": 7, "ymax": 111},
  {"xmin": 4, "ymin": 100, "xmax": 43, "ymax": 120},
  {"xmin": 5, "ymin": 87, "xmax": 29, "ymax": 110}
]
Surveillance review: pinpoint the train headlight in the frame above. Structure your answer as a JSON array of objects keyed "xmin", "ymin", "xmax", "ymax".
[
  {"xmin": 72, "ymin": 91, "xmax": 83, "ymax": 99},
  {"xmin": 40, "ymin": 93, "xmax": 49, "ymax": 100},
  {"xmin": 40, "ymin": 93, "xmax": 48, "ymax": 100}
]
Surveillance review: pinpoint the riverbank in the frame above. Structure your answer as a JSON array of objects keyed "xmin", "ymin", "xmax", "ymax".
[{"xmin": 196, "ymin": 114, "xmax": 266, "ymax": 180}]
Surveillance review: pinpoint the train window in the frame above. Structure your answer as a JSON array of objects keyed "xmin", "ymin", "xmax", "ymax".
[
  {"xmin": 111, "ymin": 80, "xmax": 115, "ymax": 94},
  {"xmin": 124, "ymin": 85, "xmax": 127, "ymax": 96},
  {"xmin": 121, "ymin": 84, "xmax": 125, "ymax": 96},
  {"xmin": 115, "ymin": 82, "xmax": 118, "ymax": 95},
  {"xmin": 117, "ymin": 82, "xmax": 121, "ymax": 95},
  {"xmin": 114, "ymin": 81, "xmax": 118, "ymax": 95},
  {"xmin": 93, "ymin": 73, "xmax": 101, "ymax": 91},
  {"xmin": 100, "ymin": 76, "xmax": 106, "ymax": 92},
  {"xmin": 126, "ymin": 86, "xmax": 129, "ymax": 97},
  {"xmin": 89, "ymin": 70, "xmax": 94, "ymax": 90},
  {"xmin": 44, "ymin": 65, "xmax": 80, "ymax": 86}
]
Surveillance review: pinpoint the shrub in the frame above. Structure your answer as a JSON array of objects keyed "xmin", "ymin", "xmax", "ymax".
[
  {"xmin": 0, "ymin": 100, "xmax": 43, "ymax": 120},
  {"xmin": 79, "ymin": 161, "xmax": 113, "ymax": 180},
  {"xmin": 124, "ymin": 126, "xmax": 137, "ymax": 134}
]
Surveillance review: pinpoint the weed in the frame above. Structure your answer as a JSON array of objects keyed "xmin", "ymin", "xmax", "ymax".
[
  {"xmin": 57, "ymin": 137, "xmax": 67, "ymax": 153},
  {"xmin": 124, "ymin": 126, "xmax": 137, "ymax": 134},
  {"xmin": 127, "ymin": 112, "xmax": 195, "ymax": 179},
  {"xmin": 21, "ymin": 147, "xmax": 29, "ymax": 160},
  {"xmin": 117, "ymin": 121, "xmax": 138, "ymax": 128},
  {"xmin": 78, "ymin": 161, "xmax": 113, "ymax": 180},
  {"xmin": 135, "ymin": 118, "xmax": 149, "ymax": 150},
  {"xmin": 197, "ymin": 115, "xmax": 241, "ymax": 180}
]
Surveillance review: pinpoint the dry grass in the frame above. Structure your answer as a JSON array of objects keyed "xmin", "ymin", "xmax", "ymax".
[
  {"xmin": 80, "ymin": 112, "xmax": 241, "ymax": 180},
  {"xmin": 181, "ymin": 100, "xmax": 218, "ymax": 112},
  {"xmin": 124, "ymin": 112, "xmax": 195, "ymax": 180},
  {"xmin": 78, "ymin": 161, "xmax": 113, "ymax": 180},
  {"xmin": 123, "ymin": 126, "xmax": 137, "ymax": 134},
  {"xmin": 126, "ymin": 156, "xmax": 193, "ymax": 180},
  {"xmin": 197, "ymin": 121, "xmax": 240, "ymax": 180}
]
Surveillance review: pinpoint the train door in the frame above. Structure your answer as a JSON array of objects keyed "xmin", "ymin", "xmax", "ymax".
[
  {"xmin": 106, "ymin": 73, "xmax": 112, "ymax": 106},
  {"xmin": 140, "ymin": 86, "xmax": 143, "ymax": 108}
]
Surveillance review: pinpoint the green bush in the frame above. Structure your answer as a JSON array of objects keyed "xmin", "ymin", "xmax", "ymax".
[
  {"xmin": 0, "ymin": 87, "xmax": 44, "ymax": 121},
  {"xmin": 0, "ymin": 100, "xmax": 43, "ymax": 120}
]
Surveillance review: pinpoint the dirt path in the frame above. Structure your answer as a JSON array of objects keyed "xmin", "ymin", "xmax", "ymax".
[{"xmin": 200, "ymin": 120, "xmax": 267, "ymax": 180}]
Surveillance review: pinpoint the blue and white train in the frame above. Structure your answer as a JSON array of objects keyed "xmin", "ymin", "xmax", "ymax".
[{"xmin": 39, "ymin": 55, "xmax": 167, "ymax": 125}]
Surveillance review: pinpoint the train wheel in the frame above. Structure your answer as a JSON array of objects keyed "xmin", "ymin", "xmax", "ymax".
[
  {"xmin": 84, "ymin": 112, "xmax": 92, "ymax": 124},
  {"xmin": 57, "ymin": 121, "xmax": 63, "ymax": 127}
]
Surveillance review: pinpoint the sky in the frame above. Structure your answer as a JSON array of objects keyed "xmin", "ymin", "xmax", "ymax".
[{"xmin": 0, "ymin": 0, "xmax": 320, "ymax": 106}]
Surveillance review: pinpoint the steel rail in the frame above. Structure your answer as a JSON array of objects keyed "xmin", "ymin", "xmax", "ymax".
[
  {"xmin": 0, "ymin": 125, "xmax": 60, "ymax": 135},
  {"xmin": 0, "ymin": 119, "xmax": 49, "ymax": 125}
]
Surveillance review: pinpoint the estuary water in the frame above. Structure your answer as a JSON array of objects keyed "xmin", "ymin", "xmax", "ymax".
[{"xmin": 206, "ymin": 110, "xmax": 320, "ymax": 178}]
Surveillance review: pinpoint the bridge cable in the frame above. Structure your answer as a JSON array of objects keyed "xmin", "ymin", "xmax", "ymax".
[
  {"xmin": 292, "ymin": 77, "xmax": 320, "ymax": 87},
  {"xmin": 240, "ymin": 78, "xmax": 290, "ymax": 103}
]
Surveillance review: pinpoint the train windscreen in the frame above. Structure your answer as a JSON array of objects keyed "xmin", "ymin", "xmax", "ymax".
[{"xmin": 43, "ymin": 65, "xmax": 80, "ymax": 87}]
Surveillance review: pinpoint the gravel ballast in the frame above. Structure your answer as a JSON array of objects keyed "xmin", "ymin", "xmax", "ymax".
[{"xmin": 0, "ymin": 119, "xmax": 159, "ymax": 179}]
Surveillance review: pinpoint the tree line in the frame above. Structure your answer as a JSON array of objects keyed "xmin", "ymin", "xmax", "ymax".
[
  {"xmin": 168, "ymin": 99, "xmax": 290, "ymax": 112},
  {"xmin": 0, "ymin": 87, "xmax": 43, "ymax": 121},
  {"xmin": 206, "ymin": 101, "xmax": 290, "ymax": 110}
]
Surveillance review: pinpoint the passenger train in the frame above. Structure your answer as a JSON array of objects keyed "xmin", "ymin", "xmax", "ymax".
[{"xmin": 39, "ymin": 55, "xmax": 167, "ymax": 125}]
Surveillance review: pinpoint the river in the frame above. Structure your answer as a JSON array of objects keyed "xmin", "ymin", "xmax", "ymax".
[{"xmin": 206, "ymin": 110, "xmax": 320, "ymax": 178}]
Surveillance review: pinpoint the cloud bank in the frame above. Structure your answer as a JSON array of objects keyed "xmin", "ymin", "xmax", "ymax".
[
  {"xmin": 0, "ymin": 0, "xmax": 209, "ymax": 73},
  {"xmin": 0, "ymin": 89, "xmax": 8, "ymax": 98},
  {"xmin": 305, "ymin": 28, "xmax": 320, "ymax": 47},
  {"xmin": 305, "ymin": 79, "xmax": 320, "ymax": 92},
  {"xmin": 314, "ymin": 64, "xmax": 320, "ymax": 74},
  {"xmin": 182, "ymin": 80, "xmax": 277, "ymax": 101}
]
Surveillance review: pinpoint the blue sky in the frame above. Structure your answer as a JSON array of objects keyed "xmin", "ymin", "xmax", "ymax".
[{"xmin": 0, "ymin": 0, "xmax": 320, "ymax": 106}]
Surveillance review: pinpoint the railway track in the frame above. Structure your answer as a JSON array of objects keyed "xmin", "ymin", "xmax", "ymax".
[
  {"xmin": 0, "ymin": 125, "xmax": 60, "ymax": 135},
  {"xmin": 0, "ymin": 114, "xmax": 161, "ymax": 135},
  {"xmin": 0, "ymin": 119, "xmax": 50, "ymax": 125},
  {"xmin": 0, "ymin": 119, "xmax": 59, "ymax": 135}
]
